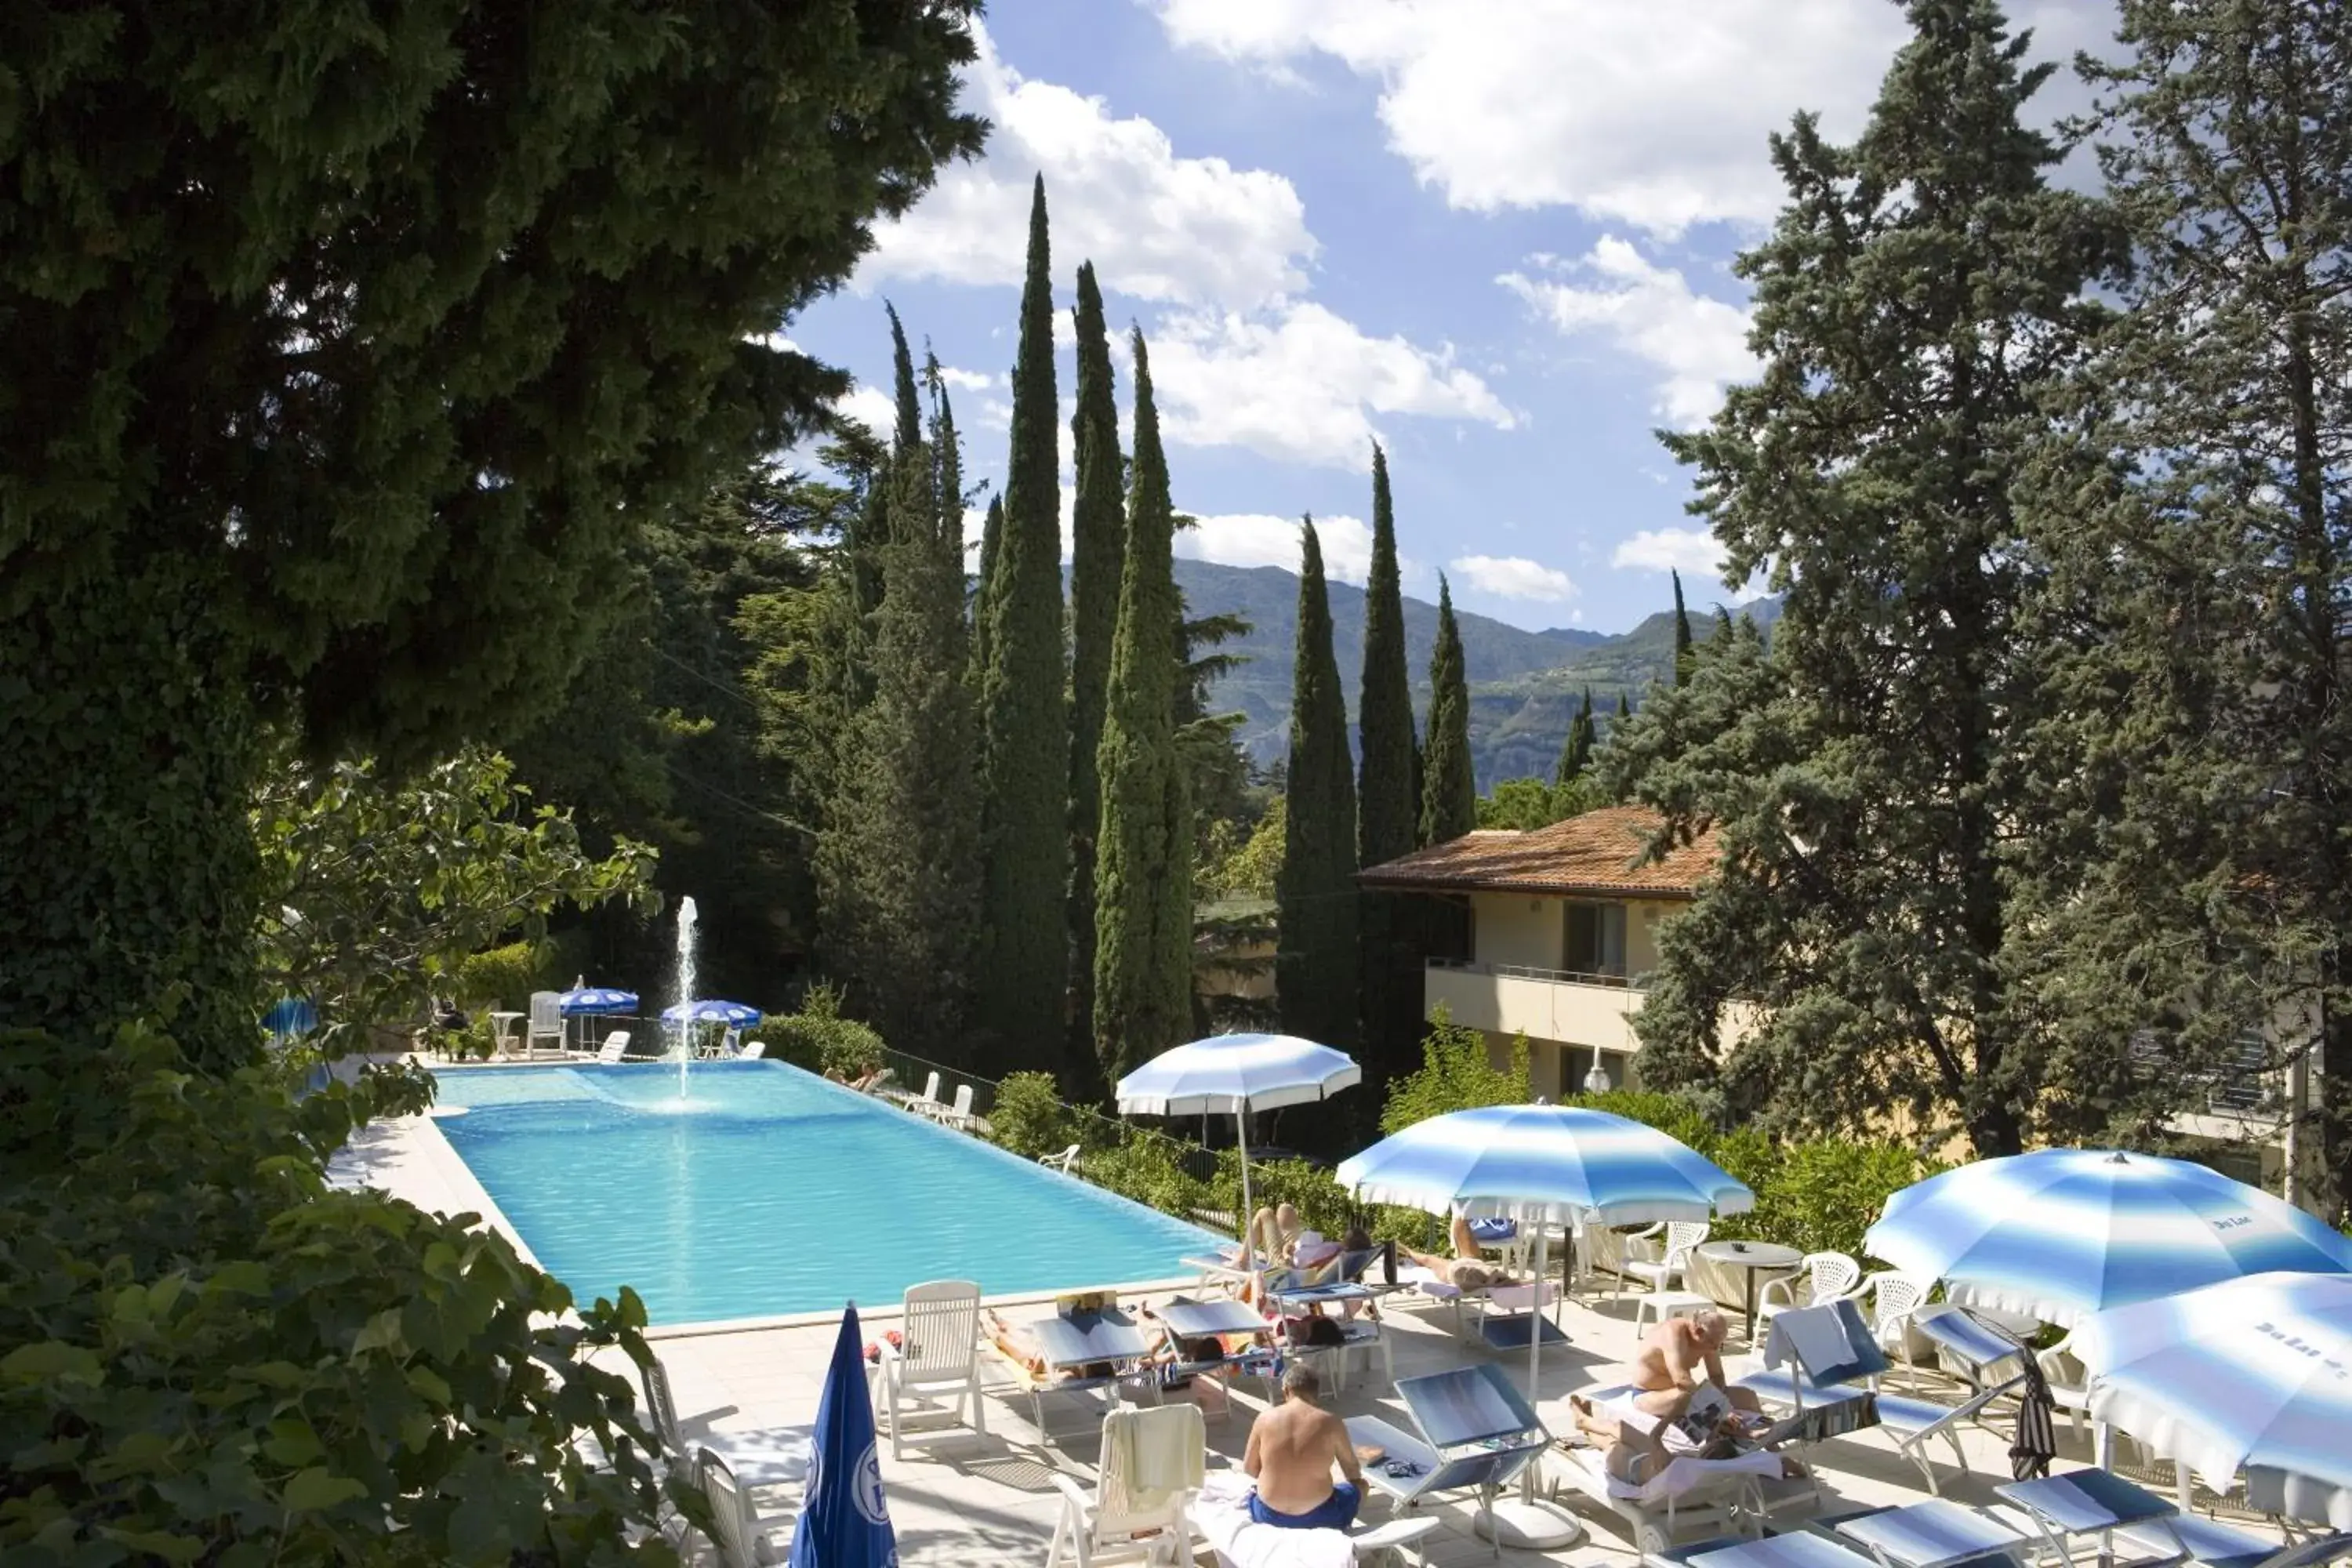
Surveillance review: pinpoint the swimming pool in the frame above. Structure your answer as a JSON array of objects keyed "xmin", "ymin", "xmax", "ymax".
[{"xmin": 430, "ymin": 1061, "xmax": 1221, "ymax": 1323}]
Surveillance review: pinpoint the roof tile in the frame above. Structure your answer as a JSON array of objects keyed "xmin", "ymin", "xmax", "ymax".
[{"xmin": 1356, "ymin": 805, "xmax": 1718, "ymax": 898}]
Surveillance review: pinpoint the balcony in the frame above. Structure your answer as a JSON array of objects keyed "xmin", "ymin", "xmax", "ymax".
[{"xmin": 1422, "ymin": 958, "xmax": 1649, "ymax": 1053}]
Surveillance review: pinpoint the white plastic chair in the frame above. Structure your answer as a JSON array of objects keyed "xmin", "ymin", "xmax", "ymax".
[
  {"xmin": 1756, "ymin": 1252, "xmax": 1864, "ymax": 1325},
  {"xmin": 737, "ymin": 1039, "xmax": 766, "ymax": 1061},
  {"xmin": 1039, "ymin": 1145, "xmax": 1080, "ymax": 1173},
  {"xmin": 1617, "ymin": 1221, "xmax": 1709, "ymax": 1298},
  {"xmin": 2035, "ymin": 1330, "xmax": 2092, "ymax": 1437},
  {"xmin": 935, "ymin": 1083, "xmax": 978, "ymax": 1131},
  {"xmin": 527, "ymin": 990, "xmax": 564, "ymax": 1057},
  {"xmin": 596, "ymin": 1030, "xmax": 633, "ymax": 1065},
  {"xmin": 1860, "ymin": 1272, "xmax": 1931, "ymax": 1387},
  {"xmin": 897, "ymin": 1070, "xmax": 943, "ymax": 1115},
  {"xmin": 877, "ymin": 1279, "xmax": 986, "ymax": 1461},
  {"xmin": 692, "ymin": 1447, "xmax": 789, "ymax": 1568},
  {"xmin": 1046, "ymin": 1403, "xmax": 1204, "ymax": 1568}
]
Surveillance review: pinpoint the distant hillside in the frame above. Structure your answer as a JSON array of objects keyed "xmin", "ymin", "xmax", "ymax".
[{"xmin": 1171, "ymin": 558, "xmax": 1778, "ymax": 791}]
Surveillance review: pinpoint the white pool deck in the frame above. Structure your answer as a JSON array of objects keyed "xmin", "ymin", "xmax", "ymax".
[{"xmin": 336, "ymin": 1106, "xmax": 2286, "ymax": 1568}]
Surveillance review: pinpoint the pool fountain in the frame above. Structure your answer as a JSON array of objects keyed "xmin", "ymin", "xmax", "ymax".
[{"xmin": 673, "ymin": 895, "xmax": 699, "ymax": 1099}]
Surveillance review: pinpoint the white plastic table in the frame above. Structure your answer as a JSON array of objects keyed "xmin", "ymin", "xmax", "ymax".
[{"xmin": 1697, "ymin": 1239, "xmax": 1803, "ymax": 1340}]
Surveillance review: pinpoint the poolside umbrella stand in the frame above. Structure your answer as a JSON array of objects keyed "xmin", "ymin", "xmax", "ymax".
[
  {"xmin": 1861, "ymin": 1149, "xmax": 2352, "ymax": 1329},
  {"xmin": 557, "ymin": 982, "xmax": 638, "ymax": 1052},
  {"xmin": 1115, "ymin": 1033, "xmax": 1360, "ymax": 1241},
  {"xmin": 660, "ymin": 999, "xmax": 764, "ymax": 1051},
  {"xmin": 2071, "ymin": 1271, "xmax": 2352, "ymax": 1527},
  {"xmin": 1334, "ymin": 1102, "xmax": 1754, "ymax": 1550}
]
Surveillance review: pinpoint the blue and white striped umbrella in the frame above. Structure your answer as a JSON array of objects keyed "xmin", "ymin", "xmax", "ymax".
[
  {"xmin": 1118, "ymin": 1033, "xmax": 1360, "ymax": 1231},
  {"xmin": 1863, "ymin": 1149, "xmax": 2352, "ymax": 1328},
  {"xmin": 558, "ymin": 985, "xmax": 638, "ymax": 1016},
  {"xmin": 1334, "ymin": 1103, "xmax": 1755, "ymax": 1227},
  {"xmin": 1116, "ymin": 1033, "xmax": 1361, "ymax": 1116},
  {"xmin": 660, "ymin": 998, "xmax": 764, "ymax": 1027},
  {"xmin": 2074, "ymin": 1271, "xmax": 2352, "ymax": 1522}
]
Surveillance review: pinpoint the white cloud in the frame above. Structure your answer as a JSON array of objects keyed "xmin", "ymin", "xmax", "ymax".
[
  {"xmin": 1450, "ymin": 554, "xmax": 1577, "ymax": 603},
  {"xmin": 834, "ymin": 383, "xmax": 898, "ymax": 438},
  {"xmin": 937, "ymin": 365, "xmax": 993, "ymax": 392},
  {"xmin": 1501, "ymin": 240, "xmax": 1756, "ymax": 427},
  {"xmin": 1149, "ymin": 303, "xmax": 1513, "ymax": 468},
  {"xmin": 1151, "ymin": 0, "xmax": 1913, "ymax": 236},
  {"xmin": 1613, "ymin": 527, "xmax": 1727, "ymax": 582},
  {"xmin": 860, "ymin": 20, "xmax": 1315, "ymax": 311},
  {"xmin": 1176, "ymin": 511, "xmax": 1374, "ymax": 585}
]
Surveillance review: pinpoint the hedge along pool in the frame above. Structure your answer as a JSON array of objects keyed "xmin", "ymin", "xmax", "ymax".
[{"xmin": 429, "ymin": 1061, "xmax": 1222, "ymax": 1323}]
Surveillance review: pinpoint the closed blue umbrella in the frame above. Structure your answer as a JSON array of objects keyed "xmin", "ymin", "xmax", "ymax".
[
  {"xmin": 260, "ymin": 996, "xmax": 317, "ymax": 1037},
  {"xmin": 659, "ymin": 999, "xmax": 763, "ymax": 1027},
  {"xmin": 1117, "ymin": 1033, "xmax": 1360, "ymax": 1232},
  {"xmin": 2073, "ymin": 1272, "xmax": 2352, "ymax": 1523},
  {"xmin": 788, "ymin": 1303, "xmax": 898, "ymax": 1568},
  {"xmin": 1863, "ymin": 1149, "xmax": 2352, "ymax": 1328}
]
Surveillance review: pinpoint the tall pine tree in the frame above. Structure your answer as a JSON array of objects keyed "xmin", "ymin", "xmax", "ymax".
[
  {"xmin": 1357, "ymin": 444, "xmax": 1423, "ymax": 1089},
  {"xmin": 1418, "ymin": 577, "xmax": 1476, "ymax": 847},
  {"xmin": 817, "ymin": 363, "xmax": 985, "ymax": 1061},
  {"xmin": 1671, "ymin": 569, "xmax": 1696, "ymax": 687},
  {"xmin": 1277, "ymin": 519, "xmax": 1359, "ymax": 1051},
  {"xmin": 2013, "ymin": 0, "xmax": 2352, "ymax": 1215},
  {"xmin": 1557, "ymin": 688, "xmax": 1597, "ymax": 786},
  {"xmin": 970, "ymin": 493, "xmax": 1003, "ymax": 682},
  {"xmin": 976, "ymin": 176, "xmax": 1070, "ymax": 1072},
  {"xmin": 1067, "ymin": 261, "xmax": 1125, "ymax": 1065},
  {"xmin": 1617, "ymin": 0, "xmax": 2121, "ymax": 1157},
  {"xmin": 1092, "ymin": 332, "xmax": 1192, "ymax": 1081}
]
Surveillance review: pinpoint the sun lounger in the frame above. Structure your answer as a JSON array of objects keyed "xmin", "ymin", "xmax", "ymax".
[
  {"xmin": 1987, "ymin": 1470, "xmax": 2352, "ymax": 1568},
  {"xmin": 1468, "ymin": 1279, "xmax": 1567, "ymax": 1353},
  {"xmin": 1831, "ymin": 1497, "xmax": 2031, "ymax": 1568},
  {"xmin": 987, "ymin": 1303, "xmax": 1161, "ymax": 1447},
  {"xmin": 1343, "ymin": 1363, "xmax": 1552, "ymax": 1556},
  {"xmin": 1188, "ymin": 1470, "xmax": 1444, "ymax": 1568},
  {"xmin": 1146, "ymin": 1296, "xmax": 1280, "ymax": 1414},
  {"xmin": 1682, "ymin": 1533, "xmax": 1885, "ymax": 1568}
]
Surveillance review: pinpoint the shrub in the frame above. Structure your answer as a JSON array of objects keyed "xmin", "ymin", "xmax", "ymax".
[
  {"xmin": 0, "ymin": 1017, "xmax": 681, "ymax": 1565},
  {"xmin": 1566, "ymin": 1087, "xmax": 1717, "ymax": 1155},
  {"xmin": 1379, "ymin": 1006, "xmax": 1530, "ymax": 1134},
  {"xmin": 987, "ymin": 1072, "xmax": 1073, "ymax": 1160},
  {"xmin": 451, "ymin": 938, "xmax": 563, "ymax": 1013},
  {"xmin": 1762, "ymin": 1140, "xmax": 1942, "ymax": 1260},
  {"xmin": 1080, "ymin": 1134, "xmax": 1212, "ymax": 1221},
  {"xmin": 764, "ymin": 1011, "xmax": 887, "ymax": 1078}
]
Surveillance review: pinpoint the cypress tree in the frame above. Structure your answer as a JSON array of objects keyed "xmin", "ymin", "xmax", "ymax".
[
  {"xmin": 970, "ymin": 493, "xmax": 1003, "ymax": 681},
  {"xmin": 1068, "ymin": 261, "xmax": 1125, "ymax": 1060},
  {"xmin": 1277, "ymin": 519, "xmax": 1359, "ymax": 1051},
  {"xmin": 1418, "ymin": 577, "xmax": 1476, "ymax": 847},
  {"xmin": 887, "ymin": 303, "xmax": 922, "ymax": 457},
  {"xmin": 1615, "ymin": 0, "xmax": 2120, "ymax": 1158},
  {"xmin": 975, "ymin": 175, "xmax": 1071, "ymax": 1072},
  {"xmin": 1671, "ymin": 569, "xmax": 1695, "ymax": 687},
  {"xmin": 1092, "ymin": 332, "xmax": 1192, "ymax": 1081},
  {"xmin": 817, "ymin": 370, "xmax": 985, "ymax": 1061},
  {"xmin": 1356, "ymin": 444, "xmax": 1422, "ymax": 1089},
  {"xmin": 1557, "ymin": 688, "xmax": 1597, "ymax": 786},
  {"xmin": 1617, "ymin": 693, "xmax": 1632, "ymax": 722}
]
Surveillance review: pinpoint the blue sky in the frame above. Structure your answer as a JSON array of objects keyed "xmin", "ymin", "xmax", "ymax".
[{"xmin": 785, "ymin": 0, "xmax": 2114, "ymax": 634}]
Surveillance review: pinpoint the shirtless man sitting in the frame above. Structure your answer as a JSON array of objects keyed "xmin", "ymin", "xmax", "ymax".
[
  {"xmin": 1629, "ymin": 1309, "xmax": 1761, "ymax": 1418},
  {"xmin": 1243, "ymin": 1363, "xmax": 1367, "ymax": 1531},
  {"xmin": 1397, "ymin": 1212, "xmax": 1502, "ymax": 1290}
]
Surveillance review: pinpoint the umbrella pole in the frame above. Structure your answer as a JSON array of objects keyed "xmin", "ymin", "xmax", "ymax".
[
  {"xmin": 1236, "ymin": 1104, "xmax": 1254, "ymax": 1244},
  {"xmin": 1530, "ymin": 1226, "xmax": 1547, "ymax": 1392}
]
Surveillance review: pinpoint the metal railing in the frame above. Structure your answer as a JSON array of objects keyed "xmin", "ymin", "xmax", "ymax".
[{"xmin": 1425, "ymin": 956, "xmax": 1652, "ymax": 992}]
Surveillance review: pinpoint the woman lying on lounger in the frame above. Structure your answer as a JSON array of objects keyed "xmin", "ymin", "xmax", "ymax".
[
  {"xmin": 981, "ymin": 1311, "xmax": 1121, "ymax": 1383},
  {"xmin": 1565, "ymin": 1385, "xmax": 1800, "ymax": 1486},
  {"xmin": 1397, "ymin": 1212, "xmax": 1504, "ymax": 1290}
]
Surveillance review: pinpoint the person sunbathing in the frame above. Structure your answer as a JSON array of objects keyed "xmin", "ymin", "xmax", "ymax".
[
  {"xmin": 1629, "ymin": 1309, "xmax": 1762, "ymax": 1417},
  {"xmin": 1398, "ymin": 1212, "xmax": 1504, "ymax": 1290},
  {"xmin": 981, "ymin": 1311, "xmax": 1117, "ymax": 1383},
  {"xmin": 1566, "ymin": 1385, "xmax": 1798, "ymax": 1486}
]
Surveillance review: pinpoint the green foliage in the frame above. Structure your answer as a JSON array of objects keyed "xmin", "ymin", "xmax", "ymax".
[
  {"xmin": 1093, "ymin": 334, "xmax": 1195, "ymax": 1083},
  {"xmin": 254, "ymin": 749, "xmax": 657, "ymax": 1047},
  {"xmin": 764, "ymin": 1009, "xmax": 888, "ymax": 1080},
  {"xmin": 1077, "ymin": 1134, "xmax": 1214, "ymax": 1221},
  {"xmin": 1759, "ymin": 1141, "xmax": 1942, "ymax": 1261},
  {"xmin": 987, "ymin": 1072, "xmax": 1077, "ymax": 1161},
  {"xmin": 1068, "ymin": 262, "xmax": 1127, "ymax": 1054},
  {"xmin": 1417, "ymin": 579, "xmax": 1476, "ymax": 847},
  {"xmin": 1357, "ymin": 444, "xmax": 1425, "ymax": 1095},
  {"xmin": 816, "ymin": 365, "xmax": 985, "ymax": 1063},
  {"xmin": 452, "ymin": 941, "xmax": 561, "ymax": 1014},
  {"xmin": 1565, "ymin": 1089, "xmax": 1718, "ymax": 1155},
  {"xmin": 0, "ymin": 0, "xmax": 986, "ymax": 1054},
  {"xmin": 0, "ymin": 1017, "xmax": 678, "ymax": 1566},
  {"xmin": 1475, "ymin": 775, "xmax": 1599, "ymax": 831},
  {"xmin": 1198, "ymin": 796, "xmax": 1286, "ymax": 902},
  {"xmin": 1671, "ymin": 571, "xmax": 1695, "ymax": 688},
  {"xmin": 976, "ymin": 177, "xmax": 1072, "ymax": 1076},
  {"xmin": 1380, "ymin": 1005, "xmax": 1530, "ymax": 1134},
  {"xmin": 1618, "ymin": 0, "xmax": 2124, "ymax": 1157},
  {"xmin": 1557, "ymin": 689, "xmax": 1598, "ymax": 786},
  {"xmin": 1276, "ymin": 520, "xmax": 1360, "ymax": 1053}
]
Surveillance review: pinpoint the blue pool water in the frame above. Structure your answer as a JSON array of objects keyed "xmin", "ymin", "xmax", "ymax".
[{"xmin": 430, "ymin": 1061, "xmax": 1220, "ymax": 1323}]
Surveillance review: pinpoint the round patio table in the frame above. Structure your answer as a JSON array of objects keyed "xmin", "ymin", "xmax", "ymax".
[{"xmin": 1696, "ymin": 1239, "xmax": 1804, "ymax": 1341}]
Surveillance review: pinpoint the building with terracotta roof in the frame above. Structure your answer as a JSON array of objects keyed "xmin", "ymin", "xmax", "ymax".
[{"xmin": 1358, "ymin": 805, "xmax": 1722, "ymax": 1098}]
